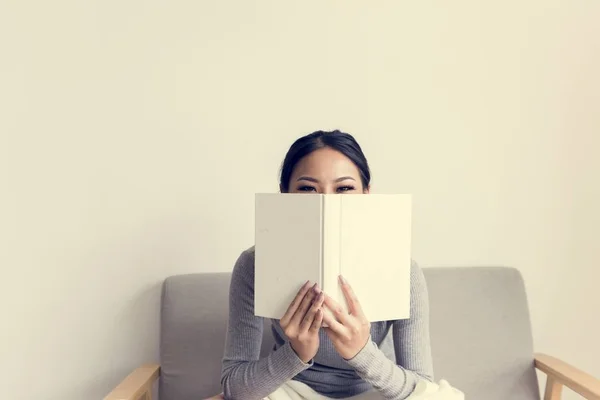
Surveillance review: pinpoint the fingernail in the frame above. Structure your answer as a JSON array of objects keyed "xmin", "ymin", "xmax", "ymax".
[{"xmin": 339, "ymin": 275, "xmax": 347, "ymax": 285}]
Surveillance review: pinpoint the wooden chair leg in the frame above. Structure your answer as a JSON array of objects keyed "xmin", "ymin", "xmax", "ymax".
[{"xmin": 544, "ymin": 377, "xmax": 563, "ymax": 400}]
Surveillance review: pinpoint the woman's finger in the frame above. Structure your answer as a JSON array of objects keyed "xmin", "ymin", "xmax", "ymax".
[
  {"xmin": 323, "ymin": 294, "xmax": 352, "ymax": 325},
  {"xmin": 339, "ymin": 275, "xmax": 365, "ymax": 317},
  {"xmin": 300, "ymin": 291, "xmax": 324, "ymax": 332},
  {"xmin": 280, "ymin": 281, "xmax": 311, "ymax": 326},
  {"xmin": 309, "ymin": 308, "xmax": 324, "ymax": 333},
  {"xmin": 290, "ymin": 283, "xmax": 318, "ymax": 326},
  {"xmin": 321, "ymin": 308, "xmax": 347, "ymax": 335}
]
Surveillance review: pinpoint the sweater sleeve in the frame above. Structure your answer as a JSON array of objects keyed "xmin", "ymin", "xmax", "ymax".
[
  {"xmin": 220, "ymin": 249, "xmax": 311, "ymax": 400},
  {"xmin": 345, "ymin": 260, "xmax": 434, "ymax": 399}
]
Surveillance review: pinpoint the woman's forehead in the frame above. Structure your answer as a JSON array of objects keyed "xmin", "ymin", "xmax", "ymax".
[{"xmin": 291, "ymin": 148, "xmax": 361, "ymax": 180}]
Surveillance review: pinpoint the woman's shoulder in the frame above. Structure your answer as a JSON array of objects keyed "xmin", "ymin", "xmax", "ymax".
[
  {"xmin": 409, "ymin": 259, "xmax": 428, "ymax": 290},
  {"xmin": 238, "ymin": 245, "xmax": 256, "ymax": 262},
  {"xmin": 239, "ymin": 246, "xmax": 256, "ymax": 265},
  {"xmin": 410, "ymin": 258, "xmax": 424, "ymax": 274},
  {"xmin": 231, "ymin": 245, "xmax": 256, "ymax": 279}
]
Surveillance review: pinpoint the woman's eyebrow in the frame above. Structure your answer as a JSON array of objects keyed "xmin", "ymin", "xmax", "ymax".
[
  {"xmin": 297, "ymin": 176, "xmax": 319, "ymax": 182},
  {"xmin": 335, "ymin": 176, "xmax": 355, "ymax": 182},
  {"xmin": 296, "ymin": 176, "xmax": 355, "ymax": 183}
]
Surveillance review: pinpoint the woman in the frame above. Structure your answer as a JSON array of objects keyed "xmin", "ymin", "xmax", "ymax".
[{"xmin": 220, "ymin": 130, "xmax": 433, "ymax": 400}]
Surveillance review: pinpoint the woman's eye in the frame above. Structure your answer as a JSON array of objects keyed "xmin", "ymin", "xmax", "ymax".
[
  {"xmin": 337, "ymin": 186, "xmax": 355, "ymax": 193},
  {"xmin": 298, "ymin": 186, "xmax": 317, "ymax": 192}
]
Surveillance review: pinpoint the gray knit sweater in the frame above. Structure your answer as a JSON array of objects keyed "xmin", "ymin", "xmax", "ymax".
[{"xmin": 220, "ymin": 247, "xmax": 433, "ymax": 400}]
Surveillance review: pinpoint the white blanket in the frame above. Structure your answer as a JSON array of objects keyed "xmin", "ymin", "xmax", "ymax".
[
  {"xmin": 405, "ymin": 379, "xmax": 465, "ymax": 400},
  {"xmin": 264, "ymin": 379, "xmax": 464, "ymax": 400}
]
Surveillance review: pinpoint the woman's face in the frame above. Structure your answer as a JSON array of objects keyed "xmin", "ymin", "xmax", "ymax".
[{"xmin": 286, "ymin": 147, "xmax": 369, "ymax": 194}]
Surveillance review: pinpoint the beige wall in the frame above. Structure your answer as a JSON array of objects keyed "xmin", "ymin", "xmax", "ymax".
[{"xmin": 1, "ymin": 1, "xmax": 598, "ymax": 399}]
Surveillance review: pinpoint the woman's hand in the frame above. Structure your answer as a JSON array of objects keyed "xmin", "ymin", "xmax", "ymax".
[
  {"xmin": 322, "ymin": 276, "xmax": 371, "ymax": 360},
  {"xmin": 279, "ymin": 281, "xmax": 325, "ymax": 363}
]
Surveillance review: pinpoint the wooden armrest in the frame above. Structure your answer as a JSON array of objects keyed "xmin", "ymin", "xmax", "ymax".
[
  {"xmin": 103, "ymin": 364, "xmax": 160, "ymax": 400},
  {"xmin": 535, "ymin": 353, "xmax": 600, "ymax": 399}
]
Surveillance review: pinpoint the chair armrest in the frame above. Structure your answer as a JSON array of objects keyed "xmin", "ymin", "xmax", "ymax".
[
  {"xmin": 104, "ymin": 364, "xmax": 160, "ymax": 400},
  {"xmin": 535, "ymin": 353, "xmax": 600, "ymax": 399}
]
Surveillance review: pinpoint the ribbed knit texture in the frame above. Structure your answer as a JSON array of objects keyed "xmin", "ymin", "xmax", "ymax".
[{"xmin": 221, "ymin": 247, "xmax": 433, "ymax": 400}]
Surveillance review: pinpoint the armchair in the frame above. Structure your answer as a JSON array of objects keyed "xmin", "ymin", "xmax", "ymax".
[{"xmin": 104, "ymin": 268, "xmax": 600, "ymax": 400}]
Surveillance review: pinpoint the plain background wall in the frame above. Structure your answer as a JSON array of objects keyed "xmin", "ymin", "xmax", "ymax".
[{"xmin": 1, "ymin": 1, "xmax": 598, "ymax": 399}]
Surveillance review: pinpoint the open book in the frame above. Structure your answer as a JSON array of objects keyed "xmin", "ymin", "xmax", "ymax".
[{"xmin": 254, "ymin": 193, "xmax": 412, "ymax": 322}]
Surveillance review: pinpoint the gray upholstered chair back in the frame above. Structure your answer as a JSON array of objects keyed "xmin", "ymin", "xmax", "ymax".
[{"xmin": 159, "ymin": 267, "xmax": 540, "ymax": 400}]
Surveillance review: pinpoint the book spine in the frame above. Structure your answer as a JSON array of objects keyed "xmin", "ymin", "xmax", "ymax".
[
  {"xmin": 319, "ymin": 195, "xmax": 324, "ymax": 289},
  {"xmin": 322, "ymin": 195, "xmax": 343, "ymax": 305}
]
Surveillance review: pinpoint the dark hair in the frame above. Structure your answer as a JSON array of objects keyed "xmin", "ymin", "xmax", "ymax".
[{"xmin": 279, "ymin": 130, "xmax": 371, "ymax": 192}]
